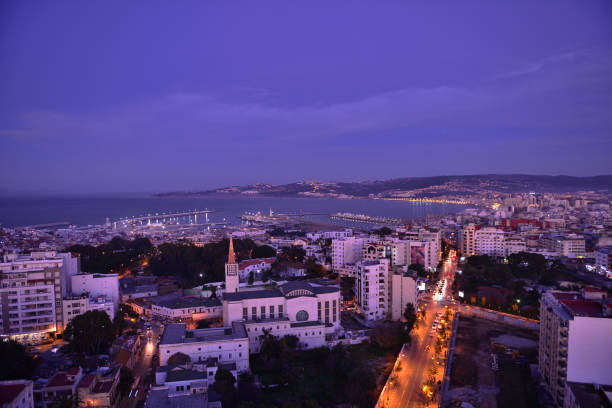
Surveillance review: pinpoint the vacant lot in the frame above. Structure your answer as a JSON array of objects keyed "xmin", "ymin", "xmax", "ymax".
[{"xmin": 447, "ymin": 316, "xmax": 539, "ymax": 408}]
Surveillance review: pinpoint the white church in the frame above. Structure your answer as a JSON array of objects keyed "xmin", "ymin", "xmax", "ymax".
[{"xmin": 159, "ymin": 237, "xmax": 342, "ymax": 373}]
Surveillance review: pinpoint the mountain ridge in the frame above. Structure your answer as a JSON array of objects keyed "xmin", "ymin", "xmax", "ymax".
[{"xmin": 156, "ymin": 174, "xmax": 612, "ymax": 198}]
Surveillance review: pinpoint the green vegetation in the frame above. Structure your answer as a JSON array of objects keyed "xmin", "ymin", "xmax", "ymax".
[
  {"xmin": 214, "ymin": 368, "xmax": 238, "ymax": 407},
  {"xmin": 340, "ymin": 277, "xmax": 355, "ymax": 301},
  {"xmin": 246, "ymin": 339, "xmax": 378, "ymax": 408},
  {"xmin": 277, "ymin": 246, "xmax": 306, "ymax": 263},
  {"xmin": 454, "ymin": 252, "xmax": 574, "ymax": 319},
  {"xmin": 0, "ymin": 340, "xmax": 37, "ymax": 380},
  {"xmin": 252, "ymin": 245, "xmax": 277, "ymax": 259},
  {"xmin": 304, "ymin": 257, "xmax": 325, "ymax": 278},
  {"xmin": 370, "ymin": 320, "xmax": 408, "ymax": 349},
  {"xmin": 63, "ymin": 310, "xmax": 116, "ymax": 355},
  {"xmin": 67, "ymin": 236, "xmax": 153, "ymax": 274},
  {"xmin": 372, "ymin": 226, "xmax": 393, "ymax": 236},
  {"xmin": 148, "ymin": 238, "xmax": 274, "ymax": 285},
  {"xmin": 403, "ymin": 303, "xmax": 417, "ymax": 333},
  {"xmin": 408, "ymin": 263, "xmax": 428, "ymax": 278}
]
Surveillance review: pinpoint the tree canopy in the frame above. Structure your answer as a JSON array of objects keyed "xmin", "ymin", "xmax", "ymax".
[
  {"xmin": 148, "ymin": 238, "xmax": 276, "ymax": 285},
  {"xmin": 408, "ymin": 263, "xmax": 428, "ymax": 277},
  {"xmin": 167, "ymin": 352, "xmax": 191, "ymax": 366},
  {"xmin": 67, "ymin": 236, "xmax": 153, "ymax": 274},
  {"xmin": 0, "ymin": 340, "xmax": 36, "ymax": 380},
  {"xmin": 64, "ymin": 310, "xmax": 116, "ymax": 355},
  {"xmin": 403, "ymin": 303, "xmax": 417, "ymax": 333}
]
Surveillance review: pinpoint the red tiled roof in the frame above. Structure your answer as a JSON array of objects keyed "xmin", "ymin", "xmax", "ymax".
[
  {"xmin": 238, "ymin": 258, "xmax": 275, "ymax": 271},
  {"xmin": 67, "ymin": 367, "xmax": 80, "ymax": 375},
  {"xmin": 552, "ymin": 292, "xmax": 581, "ymax": 301},
  {"xmin": 584, "ymin": 287, "xmax": 606, "ymax": 293},
  {"xmin": 46, "ymin": 374, "xmax": 74, "ymax": 388},
  {"xmin": 560, "ymin": 299, "xmax": 603, "ymax": 317},
  {"xmin": 78, "ymin": 374, "xmax": 95, "ymax": 388},
  {"xmin": 0, "ymin": 384, "xmax": 26, "ymax": 405}
]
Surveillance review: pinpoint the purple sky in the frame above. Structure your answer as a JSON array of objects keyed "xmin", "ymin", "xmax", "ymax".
[{"xmin": 1, "ymin": 1, "xmax": 612, "ymax": 193}]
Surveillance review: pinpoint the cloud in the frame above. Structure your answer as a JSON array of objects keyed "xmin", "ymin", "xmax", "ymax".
[{"xmin": 2, "ymin": 49, "xmax": 611, "ymax": 148}]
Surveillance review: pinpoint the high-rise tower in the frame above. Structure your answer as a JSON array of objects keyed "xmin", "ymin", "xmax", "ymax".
[{"xmin": 225, "ymin": 236, "xmax": 239, "ymax": 293}]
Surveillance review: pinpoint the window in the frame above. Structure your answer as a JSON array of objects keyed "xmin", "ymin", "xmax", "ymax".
[
  {"xmin": 261, "ymin": 306, "xmax": 266, "ymax": 319},
  {"xmin": 243, "ymin": 308, "xmax": 248, "ymax": 320},
  {"xmin": 296, "ymin": 310, "xmax": 309, "ymax": 321},
  {"xmin": 270, "ymin": 305, "xmax": 275, "ymax": 318},
  {"xmin": 333, "ymin": 300, "xmax": 337, "ymax": 322},
  {"xmin": 278, "ymin": 305, "xmax": 283, "ymax": 317},
  {"xmin": 252, "ymin": 307, "xmax": 257, "ymax": 319},
  {"xmin": 317, "ymin": 302, "xmax": 321, "ymax": 321}
]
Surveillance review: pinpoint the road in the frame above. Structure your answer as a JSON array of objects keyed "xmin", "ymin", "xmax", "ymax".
[
  {"xmin": 380, "ymin": 251, "xmax": 457, "ymax": 408},
  {"xmin": 119, "ymin": 319, "xmax": 163, "ymax": 408}
]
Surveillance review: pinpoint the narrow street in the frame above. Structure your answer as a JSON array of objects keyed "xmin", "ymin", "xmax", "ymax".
[
  {"xmin": 380, "ymin": 251, "xmax": 457, "ymax": 407},
  {"xmin": 118, "ymin": 320, "xmax": 162, "ymax": 408}
]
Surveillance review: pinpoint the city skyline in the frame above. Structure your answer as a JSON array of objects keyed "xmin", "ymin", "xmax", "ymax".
[{"xmin": 1, "ymin": 1, "xmax": 612, "ymax": 193}]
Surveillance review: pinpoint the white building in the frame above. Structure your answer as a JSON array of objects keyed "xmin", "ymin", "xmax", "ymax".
[
  {"xmin": 474, "ymin": 227, "xmax": 505, "ymax": 258},
  {"xmin": 538, "ymin": 289, "xmax": 612, "ymax": 406},
  {"xmin": 505, "ymin": 235, "xmax": 526, "ymax": 257},
  {"xmin": 0, "ymin": 380, "xmax": 34, "ymax": 408},
  {"xmin": 595, "ymin": 246, "xmax": 612, "ymax": 272},
  {"xmin": 71, "ymin": 273, "xmax": 120, "ymax": 311},
  {"xmin": 459, "ymin": 223, "xmax": 477, "ymax": 256},
  {"xmin": 158, "ymin": 322, "xmax": 250, "ymax": 371},
  {"xmin": 158, "ymin": 241, "xmax": 342, "ymax": 371},
  {"xmin": 390, "ymin": 270, "xmax": 418, "ymax": 321},
  {"xmin": 418, "ymin": 230, "xmax": 441, "ymax": 269},
  {"xmin": 554, "ymin": 236, "xmax": 586, "ymax": 259},
  {"xmin": 0, "ymin": 252, "xmax": 78, "ymax": 341},
  {"xmin": 238, "ymin": 258, "xmax": 275, "ymax": 281},
  {"xmin": 151, "ymin": 297, "xmax": 222, "ymax": 322},
  {"xmin": 62, "ymin": 295, "xmax": 115, "ymax": 327},
  {"xmin": 355, "ymin": 259, "xmax": 389, "ymax": 321},
  {"xmin": 332, "ymin": 237, "xmax": 364, "ymax": 271}
]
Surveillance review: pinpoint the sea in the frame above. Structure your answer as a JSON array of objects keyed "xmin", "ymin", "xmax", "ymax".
[{"xmin": 0, "ymin": 194, "xmax": 469, "ymax": 228}]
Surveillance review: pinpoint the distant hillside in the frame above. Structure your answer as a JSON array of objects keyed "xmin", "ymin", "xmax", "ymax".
[{"xmin": 157, "ymin": 174, "xmax": 612, "ymax": 198}]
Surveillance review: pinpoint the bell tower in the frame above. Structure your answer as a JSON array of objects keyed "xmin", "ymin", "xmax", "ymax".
[{"xmin": 225, "ymin": 236, "xmax": 239, "ymax": 293}]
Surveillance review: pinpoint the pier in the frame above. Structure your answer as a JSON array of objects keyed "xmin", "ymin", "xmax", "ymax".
[{"xmin": 117, "ymin": 209, "xmax": 215, "ymax": 225}]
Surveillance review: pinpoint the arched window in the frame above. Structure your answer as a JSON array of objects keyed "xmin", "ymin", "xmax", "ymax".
[{"xmin": 296, "ymin": 310, "xmax": 309, "ymax": 321}]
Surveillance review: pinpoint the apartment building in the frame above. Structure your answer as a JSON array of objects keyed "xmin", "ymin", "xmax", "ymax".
[
  {"xmin": 331, "ymin": 237, "xmax": 364, "ymax": 271},
  {"xmin": 554, "ymin": 236, "xmax": 586, "ymax": 259},
  {"xmin": 459, "ymin": 223, "xmax": 477, "ymax": 256},
  {"xmin": 505, "ymin": 235, "xmax": 527, "ymax": 257},
  {"xmin": 390, "ymin": 269, "xmax": 418, "ymax": 321},
  {"xmin": 71, "ymin": 273, "xmax": 120, "ymax": 311},
  {"xmin": 418, "ymin": 230, "xmax": 441, "ymax": 269},
  {"xmin": 0, "ymin": 252, "xmax": 79, "ymax": 342},
  {"xmin": 355, "ymin": 259, "xmax": 389, "ymax": 320},
  {"xmin": 595, "ymin": 246, "xmax": 612, "ymax": 271},
  {"xmin": 62, "ymin": 295, "xmax": 115, "ymax": 328},
  {"xmin": 474, "ymin": 228, "xmax": 505, "ymax": 258},
  {"xmin": 538, "ymin": 289, "xmax": 612, "ymax": 407}
]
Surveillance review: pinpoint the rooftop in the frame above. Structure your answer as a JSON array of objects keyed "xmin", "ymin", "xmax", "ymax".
[
  {"xmin": 160, "ymin": 322, "xmax": 247, "ymax": 345},
  {"xmin": 0, "ymin": 382, "xmax": 28, "ymax": 405}
]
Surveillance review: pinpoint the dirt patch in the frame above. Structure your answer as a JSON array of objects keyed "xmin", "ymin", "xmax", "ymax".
[{"xmin": 447, "ymin": 316, "xmax": 538, "ymax": 408}]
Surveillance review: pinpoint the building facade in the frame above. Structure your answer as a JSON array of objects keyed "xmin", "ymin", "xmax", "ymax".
[
  {"xmin": 355, "ymin": 259, "xmax": 389, "ymax": 320},
  {"xmin": 538, "ymin": 289, "xmax": 612, "ymax": 406}
]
